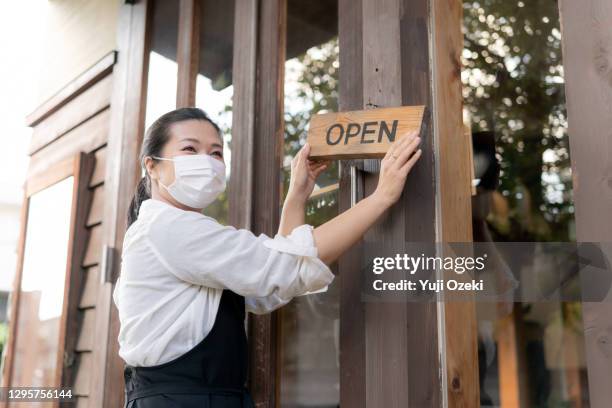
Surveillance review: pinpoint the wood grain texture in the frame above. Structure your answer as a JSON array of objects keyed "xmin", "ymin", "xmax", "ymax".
[
  {"xmin": 29, "ymin": 75, "xmax": 113, "ymax": 155},
  {"xmin": 79, "ymin": 267, "xmax": 100, "ymax": 309},
  {"xmin": 91, "ymin": 1, "xmax": 151, "ymax": 407},
  {"xmin": 558, "ymin": 0, "xmax": 612, "ymax": 406},
  {"xmin": 26, "ymin": 51, "xmax": 117, "ymax": 127},
  {"xmin": 89, "ymin": 146, "xmax": 107, "ymax": 188},
  {"xmin": 399, "ymin": 1, "xmax": 441, "ymax": 406},
  {"xmin": 28, "ymin": 108, "xmax": 109, "ymax": 182},
  {"xmin": 83, "ymin": 224, "xmax": 103, "ymax": 268},
  {"xmin": 73, "ymin": 352, "xmax": 92, "ymax": 396},
  {"xmin": 176, "ymin": 0, "xmax": 200, "ymax": 108},
  {"xmin": 228, "ymin": 0, "xmax": 258, "ymax": 230},
  {"xmin": 86, "ymin": 185, "xmax": 105, "ymax": 227},
  {"xmin": 76, "ymin": 308, "xmax": 97, "ymax": 352},
  {"xmin": 25, "ymin": 155, "xmax": 76, "ymax": 197},
  {"xmin": 336, "ymin": 0, "xmax": 477, "ymax": 406},
  {"xmin": 361, "ymin": 0, "xmax": 413, "ymax": 406},
  {"xmin": 57, "ymin": 152, "xmax": 96, "ymax": 395},
  {"xmin": 431, "ymin": 0, "xmax": 479, "ymax": 406},
  {"xmin": 248, "ymin": 1, "xmax": 286, "ymax": 406},
  {"xmin": 307, "ymin": 106, "xmax": 425, "ymax": 159},
  {"xmin": 338, "ymin": 0, "xmax": 367, "ymax": 406}
]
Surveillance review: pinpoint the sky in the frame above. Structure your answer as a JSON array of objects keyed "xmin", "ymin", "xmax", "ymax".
[{"xmin": 0, "ymin": 1, "xmax": 48, "ymax": 292}]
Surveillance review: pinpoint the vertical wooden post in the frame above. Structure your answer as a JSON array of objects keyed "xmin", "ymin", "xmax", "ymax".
[
  {"xmin": 242, "ymin": 0, "xmax": 287, "ymax": 406},
  {"xmin": 338, "ymin": 0, "xmax": 366, "ymax": 405},
  {"xmin": 431, "ymin": 0, "xmax": 480, "ymax": 405},
  {"xmin": 338, "ymin": 0, "xmax": 478, "ymax": 406},
  {"xmin": 228, "ymin": 0, "xmax": 258, "ymax": 230},
  {"xmin": 176, "ymin": 0, "xmax": 200, "ymax": 108},
  {"xmin": 92, "ymin": 1, "xmax": 151, "ymax": 408},
  {"xmin": 558, "ymin": 1, "xmax": 612, "ymax": 406}
]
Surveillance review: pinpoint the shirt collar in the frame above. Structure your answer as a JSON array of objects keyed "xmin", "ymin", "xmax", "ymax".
[{"xmin": 139, "ymin": 198, "xmax": 218, "ymax": 223}]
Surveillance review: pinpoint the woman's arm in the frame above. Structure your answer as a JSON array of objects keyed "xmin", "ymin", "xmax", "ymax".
[
  {"xmin": 286, "ymin": 131, "xmax": 422, "ymax": 265},
  {"xmin": 314, "ymin": 132, "xmax": 422, "ymax": 264},
  {"xmin": 279, "ymin": 145, "xmax": 328, "ymax": 236}
]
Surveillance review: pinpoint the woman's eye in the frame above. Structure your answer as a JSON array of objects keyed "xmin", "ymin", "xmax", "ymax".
[
  {"xmin": 212, "ymin": 151, "xmax": 223, "ymax": 158},
  {"xmin": 182, "ymin": 146, "xmax": 196, "ymax": 152}
]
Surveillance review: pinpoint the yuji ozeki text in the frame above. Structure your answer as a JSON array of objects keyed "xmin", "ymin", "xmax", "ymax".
[{"xmin": 372, "ymin": 253, "xmax": 487, "ymax": 275}]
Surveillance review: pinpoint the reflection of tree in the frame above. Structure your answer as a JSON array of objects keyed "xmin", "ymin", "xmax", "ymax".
[
  {"xmin": 463, "ymin": 0, "xmax": 572, "ymax": 241},
  {"xmin": 284, "ymin": 38, "xmax": 340, "ymax": 227},
  {"xmin": 206, "ymin": 40, "xmax": 342, "ymax": 228},
  {"xmin": 204, "ymin": 104, "xmax": 232, "ymax": 225}
]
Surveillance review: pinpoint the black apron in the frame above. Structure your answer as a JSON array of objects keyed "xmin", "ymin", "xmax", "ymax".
[{"xmin": 123, "ymin": 289, "xmax": 255, "ymax": 407}]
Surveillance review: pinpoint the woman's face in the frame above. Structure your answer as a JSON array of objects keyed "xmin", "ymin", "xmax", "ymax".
[{"xmin": 146, "ymin": 119, "xmax": 224, "ymax": 210}]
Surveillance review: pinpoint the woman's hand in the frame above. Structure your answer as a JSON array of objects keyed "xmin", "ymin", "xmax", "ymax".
[
  {"xmin": 373, "ymin": 130, "xmax": 422, "ymax": 208},
  {"xmin": 287, "ymin": 143, "xmax": 330, "ymax": 204}
]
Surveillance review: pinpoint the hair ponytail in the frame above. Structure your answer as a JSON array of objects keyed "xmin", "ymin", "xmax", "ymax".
[
  {"xmin": 127, "ymin": 176, "xmax": 151, "ymax": 228},
  {"xmin": 126, "ymin": 107, "xmax": 222, "ymax": 228}
]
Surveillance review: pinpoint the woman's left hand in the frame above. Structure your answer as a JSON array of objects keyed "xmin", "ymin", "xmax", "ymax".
[{"xmin": 287, "ymin": 143, "xmax": 329, "ymax": 203}]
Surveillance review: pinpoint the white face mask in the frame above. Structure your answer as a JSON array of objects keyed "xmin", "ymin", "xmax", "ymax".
[{"xmin": 152, "ymin": 154, "xmax": 227, "ymax": 209}]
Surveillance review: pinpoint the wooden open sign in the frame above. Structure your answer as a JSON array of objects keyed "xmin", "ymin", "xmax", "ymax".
[{"xmin": 306, "ymin": 106, "xmax": 427, "ymax": 160}]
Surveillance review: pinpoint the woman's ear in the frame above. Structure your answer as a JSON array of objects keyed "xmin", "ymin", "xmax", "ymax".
[{"xmin": 144, "ymin": 156, "xmax": 158, "ymax": 181}]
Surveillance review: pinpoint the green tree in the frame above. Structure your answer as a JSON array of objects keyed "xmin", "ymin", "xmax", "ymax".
[{"xmin": 462, "ymin": 0, "xmax": 573, "ymax": 241}]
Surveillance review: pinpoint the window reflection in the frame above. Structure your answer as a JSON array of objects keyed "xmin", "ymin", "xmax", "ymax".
[
  {"xmin": 280, "ymin": 1, "xmax": 339, "ymax": 405},
  {"xmin": 10, "ymin": 176, "xmax": 74, "ymax": 399},
  {"xmin": 144, "ymin": 0, "xmax": 179, "ymax": 131},
  {"xmin": 195, "ymin": 0, "xmax": 235, "ymax": 225},
  {"xmin": 462, "ymin": 1, "xmax": 588, "ymax": 406}
]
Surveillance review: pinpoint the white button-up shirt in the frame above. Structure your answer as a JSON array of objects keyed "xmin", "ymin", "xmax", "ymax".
[{"xmin": 112, "ymin": 198, "xmax": 334, "ymax": 367}]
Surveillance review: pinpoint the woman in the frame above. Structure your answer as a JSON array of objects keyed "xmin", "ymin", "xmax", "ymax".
[{"xmin": 113, "ymin": 107, "xmax": 422, "ymax": 407}]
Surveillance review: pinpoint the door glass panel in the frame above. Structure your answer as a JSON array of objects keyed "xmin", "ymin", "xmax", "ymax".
[
  {"xmin": 279, "ymin": 1, "xmax": 340, "ymax": 406},
  {"xmin": 462, "ymin": 1, "xmax": 589, "ymax": 406},
  {"xmin": 145, "ymin": 0, "xmax": 179, "ymax": 131},
  {"xmin": 195, "ymin": 0, "xmax": 235, "ymax": 225},
  {"xmin": 9, "ymin": 176, "xmax": 74, "ymax": 394}
]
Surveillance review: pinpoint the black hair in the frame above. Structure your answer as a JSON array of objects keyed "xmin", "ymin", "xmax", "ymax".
[{"xmin": 127, "ymin": 107, "xmax": 222, "ymax": 228}]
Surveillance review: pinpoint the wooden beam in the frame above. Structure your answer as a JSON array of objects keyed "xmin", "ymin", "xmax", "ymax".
[
  {"xmin": 176, "ymin": 0, "xmax": 200, "ymax": 108},
  {"xmin": 90, "ymin": 1, "xmax": 151, "ymax": 408},
  {"xmin": 26, "ymin": 52, "xmax": 117, "ymax": 127},
  {"xmin": 431, "ymin": 0, "xmax": 480, "ymax": 405},
  {"xmin": 337, "ymin": 0, "xmax": 478, "ymax": 406},
  {"xmin": 558, "ymin": 1, "xmax": 612, "ymax": 406},
  {"xmin": 361, "ymin": 0, "xmax": 413, "ymax": 406},
  {"xmin": 57, "ymin": 152, "xmax": 96, "ymax": 392},
  {"xmin": 247, "ymin": 0, "xmax": 286, "ymax": 406},
  {"xmin": 338, "ymin": 0, "xmax": 366, "ymax": 405},
  {"xmin": 399, "ymin": 0, "xmax": 442, "ymax": 403},
  {"xmin": 228, "ymin": 0, "xmax": 258, "ymax": 230}
]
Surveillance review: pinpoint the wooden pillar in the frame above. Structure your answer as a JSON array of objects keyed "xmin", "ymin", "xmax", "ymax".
[
  {"xmin": 232, "ymin": 0, "xmax": 287, "ymax": 406},
  {"xmin": 338, "ymin": 0, "xmax": 479, "ymax": 406},
  {"xmin": 176, "ymin": 0, "xmax": 200, "ymax": 108},
  {"xmin": 92, "ymin": 2, "xmax": 151, "ymax": 408},
  {"xmin": 558, "ymin": 1, "xmax": 612, "ymax": 406}
]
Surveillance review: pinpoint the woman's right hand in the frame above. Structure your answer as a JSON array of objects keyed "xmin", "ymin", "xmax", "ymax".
[{"xmin": 373, "ymin": 130, "xmax": 422, "ymax": 208}]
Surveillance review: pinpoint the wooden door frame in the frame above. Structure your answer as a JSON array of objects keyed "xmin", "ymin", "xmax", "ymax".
[
  {"xmin": 90, "ymin": 1, "xmax": 151, "ymax": 407},
  {"xmin": 0, "ymin": 152, "xmax": 95, "ymax": 408},
  {"xmin": 338, "ymin": 0, "xmax": 479, "ymax": 406},
  {"xmin": 98, "ymin": 1, "xmax": 479, "ymax": 407},
  {"xmin": 228, "ymin": 0, "xmax": 287, "ymax": 406}
]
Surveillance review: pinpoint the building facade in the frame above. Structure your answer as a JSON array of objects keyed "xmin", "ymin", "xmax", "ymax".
[{"xmin": 1, "ymin": 0, "xmax": 611, "ymax": 407}]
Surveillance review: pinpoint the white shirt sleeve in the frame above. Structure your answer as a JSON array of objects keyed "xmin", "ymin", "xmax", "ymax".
[
  {"xmin": 145, "ymin": 208, "xmax": 335, "ymax": 307},
  {"xmin": 243, "ymin": 224, "xmax": 332, "ymax": 314}
]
